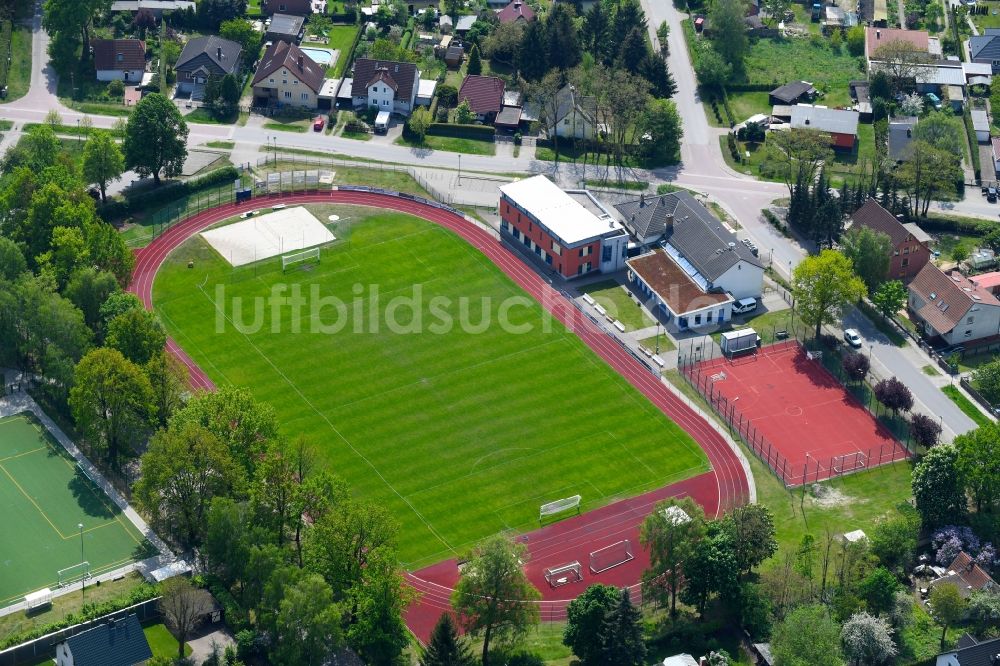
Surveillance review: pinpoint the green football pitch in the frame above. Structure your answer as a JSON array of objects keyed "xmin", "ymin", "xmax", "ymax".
[
  {"xmin": 153, "ymin": 205, "xmax": 709, "ymax": 567},
  {"xmin": 0, "ymin": 415, "xmax": 155, "ymax": 607}
]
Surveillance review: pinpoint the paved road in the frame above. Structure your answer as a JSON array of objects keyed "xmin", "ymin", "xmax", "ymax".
[{"xmin": 841, "ymin": 308, "xmax": 977, "ymax": 441}]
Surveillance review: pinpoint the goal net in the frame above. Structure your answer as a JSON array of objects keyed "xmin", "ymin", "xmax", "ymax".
[
  {"xmin": 589, "ymin": 540, "xmax": 634, "ymax": 574},
  {"xmin": 832, "ymin": 451, "xmax": 867, "ymax": 474},
  {"xmin": 539, "ymin": 495, "xmax": 581, "ymax": 522},
  {"xmin": 282, "ymin": 247, "xmax": 321, "ymax": 272},
  {"xmin": 57, "ymin": 561, "xmax": 91, "ymax": 587},
  {"xmin": 543, "ymin": 561, "xmax": 583, "ymax": 588}
]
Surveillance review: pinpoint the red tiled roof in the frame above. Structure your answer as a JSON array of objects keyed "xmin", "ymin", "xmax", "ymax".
[
  {"xmin": 350, "ymin": 59, "xmax": 417, "ymax": 100},
  {"xmin": 367, "ymin": 69, "xmax": 398, "ymax": 91},
  {"xmin": 909, "ymin": 264, "xmax": 1000, "ymax": 334},
  {"xmin": 458, "ymin": 75, "xmax": 505, "ymax": 115},
  {"xmin": 498, "ymin": 0, "xmax": 535, "ymax": 23},
  {"xmin": 850, "ymin": 198, "xmax": 919, "ymax": 247},
  {"xmin": 971, "ymin": 270, "xmax": 1000, "ymax": 290},
  {"xmin": 946, "ymin": 552, "xmax": 996, "ymax": 592},
  {"xmin": 92, "ymin": 39, "xmax": 146, "ymax": 72},
  {"xmin": 866, "ymin": 26, "xmax": 930, "ymax": 58},
  {"xmin": 252, "ymin": 41, "xmax": 325, "ymax": 92}
]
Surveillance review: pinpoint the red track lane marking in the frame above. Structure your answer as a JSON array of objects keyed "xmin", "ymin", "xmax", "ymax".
[{"xmin": 127, "ymin": 191, "xmax": 750, "ymax": 641}]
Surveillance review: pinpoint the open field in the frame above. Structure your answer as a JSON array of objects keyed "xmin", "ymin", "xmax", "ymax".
[
  {"xmin": 0, "ymin": 415, "xmax": 154, "ymax": 607},
  {"xmin": 152, "ymin": 206, "xmax": 709, "ymax": 566},
  {"xmin": 741, "ymin": 38, "xmax": 862, "ymax": 107}
]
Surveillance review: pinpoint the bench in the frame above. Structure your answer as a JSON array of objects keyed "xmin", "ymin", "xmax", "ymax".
[
  {"xmin": 775, "ymin": 329, "xmax": 788, "ymax": 340},
  {"xmin": 613, "ymin": 320, "xmax": 626, "ymax": 333}
]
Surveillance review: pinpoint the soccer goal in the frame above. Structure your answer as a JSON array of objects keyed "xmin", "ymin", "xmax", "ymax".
[
  {"xmin": 832, "ymin": 451, "xmax": 867, "ymax": 475},
  {"xmin": 539, "ymin": 495, "xmax": 581, "ymax": 523},
  {"xmin": 57, "ymin": 561, "xmax": 91, "ymax": 588},
  {"xmin": 589, "ymin": 540, "xmax": 634, "ymax": 574},
  {"xmin": 282, "ymin": 247, "xmax": 321, "ymax": 272},
  {"xmin": 543, "ymin": 561, "xmax": 583, "ymax": 588}
]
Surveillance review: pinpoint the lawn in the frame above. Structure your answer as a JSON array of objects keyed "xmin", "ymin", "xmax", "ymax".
[
  {"xmin": 585, "ymin": 178, "xmax": 650, "ymax": 191},
  {"xmin": 971, "ymin": 1, "xmax": 1000, "ymax": 31},
  {"xmin": 395, "ymin": 134, "xmax": 497, "ymax": 156},
  {"xmin": 5, "ymin": 26, "xmax": 31, "ymax": 102},
  {"xmin": 204, "ymin": 140, "xmax": 235, "ymax": 149},
  {"xmin": 153, "ymin": 207, "xmax": 709, "ymax": 567},
  {"xmin": 327, "ymin": 24, "xmax": 360, "ymax": 77},
  {"xmin": 942, "ymin": 385, "xmax": 992, "ymax": 427},
  {"xmin": 741, "ymin": 37, "xmax": 864, "ymax": 107},
  {"xmin": 144, "ymin": 622, "xmax": 192, "ymax": 659},
  {"xmin": 0, "ymin": 119, "xmax": 13, "ymax": 131},
  {"xmin": 342, "ymin": 127, "xmax": 373, "ymax": 141},
  {"xmin": 185, "ymin": 108, "xmax": 239, "ymax": 125},
  {"xmin": 639, "ymin": 332, "xmax": 676, "ymax": 353},
  {"xmin": 706, "ymin": 306, "xmax": 803, "ymax": 348},
  {"xmin": 65, "ymin": 101, "xmax": 133, "ymax": 117},
  {"xmin": 724, "ymin": 91, "xmax": 772, "ymax": 126},
  {"xmin": 0, "ymin": 415, "xmax": 156, "ymax": 607},
  {"xmin": 578, "ymin": 279, "xmax": 654, "ymax": 331},
  {"xmin": 263, "ymin": 118, "xmax": 311, "ymax": 133}
]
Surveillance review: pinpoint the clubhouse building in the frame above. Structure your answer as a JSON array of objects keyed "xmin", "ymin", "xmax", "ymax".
[{"xmin": 498, "ymin": 175, "xmax": 629, "ymax": 279}]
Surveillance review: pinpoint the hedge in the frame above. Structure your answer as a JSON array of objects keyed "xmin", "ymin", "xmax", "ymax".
[
  {"xmin": 426, "ymin": 123, "xmax": 495, "ymax": 140},
  {"xmin": 99, "ymin": 165, "xmax": 241, "ymax": 220},
  {"xmin": 725, "ymin": 82, "xmax": 778, "ymax": 92},
  {"xmin": 338, "ymin": 22, "xmax": 365, "ymax": 78},
  {"xmin": 917, "ymin": 214, "xmax": 998, "ymax": 235},
  {"xmin": 964, "ymin": 108, "xmax": 982, "ymax": 183},
  {"xmin": 0, "ymin": 21, "xmax": 12, "ymax": 89}
]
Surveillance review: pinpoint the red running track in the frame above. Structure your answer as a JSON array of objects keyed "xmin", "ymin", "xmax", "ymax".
[{"xmin": 128, "ymin": 190, "xmax": 750, "ymax": 641}]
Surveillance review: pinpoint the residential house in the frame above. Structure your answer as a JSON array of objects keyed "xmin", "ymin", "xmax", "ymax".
[
  {"xmin": 265, "ymin": 13, "xmax": 305, "ymax": 43},
  {"xmin": 627, "ymin": 249, "xmax": 735, "ymax": 332},
  {"xmin": 55, "ymin": 615, "xmax": 152, "ymax": 666},
  {"xmin": 252, "ymin": 41, "xmax": 325, "ymax": 108},
  {"xmin": 973, "ymin": 109, "xmax": 991, "ymax": 143},
  {"xmin": 971, "ymin": 270, "xmax": 1000, "ymax": 297},
  {"xmin": 888, "ymin": 117, "xmax": 917, "ymax": 162},
  {"xmin": 864, "ymin": 26, "xmax": 935, "ymax": 62},
  {"xmin": 498, "ymin": 175, "xmax": 628, "ymax": 279},
  {"xmin": 850, "ymin": 80, "xmax": 873, "ymax": 119},
  {"xmin": 936, "ymin": 635, "xmax": 1000, "ymax": 666},
  {"xmin": 849, "ymin": 198, "xmax": 930, "ymax": 281},
  {"xmin": 444, "ymin": 42, "xmax": 464, "ymax": 68},
  {"xmin": 174, "ymin": 36, "xmax": 242, "ymax": 97},
  {"xmin": 908, "ymin": 264, "xmax": 1000, "ymax": 345},
  {"xmin": 262, "ymin": 0, "xmax": 313, "ymax": 14},
  {"xmin": 458, "ymin": 75, "xmax": 505, "ymax": 121},
  {"xmin": 661, "ymin": 654, "xmax": 700, "ymax": 666},
  {"xmin": 543, "ymin": 84, "xmax": 597, "ymax": 140},
  {"xmin": 930, "ymin": 551, "xmax": 997, "ymax": 598},
  {"xmin": 970, "ymin": 28, "xmax": 1000, "ymax": 73},
  {"xmin": 92, "ymin": 39, "xmax": 146, "ymax": 83},
  {"xmin": 768, "ymin": 81, "xmax": 818, "ymax": 106},
  {"xmin": 790, "ymin": 104, "xmax": 860, "ymax": 149},
  {"xmin": 497, "ymin": 0, "xmax": 536, "ymax": 22},
  {"xmin": 615, "ymin": 191, "xmax": 764, "ymax": 304},
  {"xmin": 109, "ymin": 0, "xmax": 194, "ymax": 16},
  {"xmin": 350, "ymin": 58, "xmax": 420, "ymax": 115}
]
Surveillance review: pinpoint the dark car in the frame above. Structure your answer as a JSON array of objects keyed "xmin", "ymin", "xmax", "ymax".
[{"xmin": 989, "ymin": 187, "xmax": 997, "ymax": 203}]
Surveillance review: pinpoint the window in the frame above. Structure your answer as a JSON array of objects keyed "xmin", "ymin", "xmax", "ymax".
[
  {"xmin": 965, "ymin": 330, "xmax": 973, "ymax": 337},
  {"xmin": 545, "ymin": 254, "xmax": 552, "ymax": 265},
  {"xmin": 501, "ymin": 219, "xmax": 509, "ymax": 231},
  {"xmin": 282, "ymin": 79, "xmax": 288, "ymax": 85},
  {"xmin": 902, "ymin": 258, "xmax": 909, "ymax": 267},
  {"xmin": 301, "ymin": 93, "xmax": 308, "ymax": 100},
  {"xmin": 293, "ymin": 80, "xmax": 298, "ymax": 85},
  {"xmin": 968, "ymin": 316, "xmax": 975, "ymax": 324},
  {"xmin": 719, "ymin": 308, "xmax": 726, "ymax": 322},
  {"xmin": 903, "ymin": 246, "xmax": 909, "ymax": 254},
  {"xmin": 269, "ymin": 78, "xmax": 274, "ymax": 83},
  {"xmin": 694, "ymin": 314, "xmax": 702, "ymax": 325},
  {"xmin": 551, "ymin": 242, "xmax": 561, "ymax": 256},
  {"xmin": 579, "ymin": 246, "xmax": 592, "ymax": 258},
  {"xmin": 602, "ymin": 245, "xmax": 612, "ymax": 262},
  {"xmin": 678, "ymin": 316, "xmax": 688, "ymax": 329},
  {"xmin": 894, "ymin": 249, "xmax": 900, "ymax": 256},
  {"xmin": 706, "ymin": 311, "xmax": 713, "ymax": 323},
  {"xmin": 284, "ymin": 91, "xmax": 292, "ymax": 98}
]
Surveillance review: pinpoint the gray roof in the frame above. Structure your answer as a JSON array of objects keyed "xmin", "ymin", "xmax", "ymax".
[
  {"xmin": 64, "ymin": 615, "xmax": 152, "ymax": 666},
  {"xmin": 790, "ymin": 105, "xmax": 859, "ymax": 135},
  {"xmin": 970, "ymin": 29, "xmax": 1000, "ymax": 61},
  {"xmin": 973, "ymin": 109, "xmax": 990, "ymax": 132},
  {"xmin": 267, "ymin": 12, "xmax": 305, "ymax": 37},
  {"xmin": 769, "ymin": 81, "xmax": 816, "ymax": 103},
  {"xmin": 455, "ymin": 14, "xmax": 477, "ymax": 30},
  {"xmin": 175, "ymin": 35, "xmax": 242, "ymax": 74},
  {"xmin": 550, "ymin": 84, "xmax": 596, "ymax": 127},
  {"xmin": 614, "ymin": 191, "xmax": 762, "ymax": 279},
  {"xmin": 938, "ymin": 635, "xmax": 1000, "ymax": 666},
  {"xmin": 888, "ymin": 117, "xmax": 917, "ymax": 161},
  {"xmin": 110, "ymin": 0, "xmax": 194, "ymax": 10}
]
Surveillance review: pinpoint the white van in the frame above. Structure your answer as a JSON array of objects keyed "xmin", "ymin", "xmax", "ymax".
[
  {"xmin": 374, "ymin": 110, "xmax": 391, "ymax": 134},
  {"xmin": 732, "ymin": 297, "xmax": 758, "ymax": 315}
]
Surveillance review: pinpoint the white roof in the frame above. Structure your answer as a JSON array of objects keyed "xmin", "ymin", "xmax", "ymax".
[
  {"xmin": 964, "ymin": 61, "xmax": 993, "ymax": 77},
  {"xmin": 843, "ymin": 529, "xmax": 868, "ymax": 543},
  {"xmin": 417, "ymin": 78, "xmax": 437, "ymax": 99},
  {"xmin": 904, "ymin": 62, "xmax": 966, "ymax": 86},
  {"xmin": 790, "ymin": 104, "xmax": 859, "ymax": 135},
  {"xmin": 722, "ymin": 328, "xmax": 758, "ymax": 341},
  {"xmin": 662, "ymin": 656, "xmax": 699, "ymax": 666},
  {"xmin": 149, "ymin": 560, "xmax": 191, "ymax": 582},
  {"xmin": 973, "ymin": 109, "xmax": 990, "ymax": 131},
  {"xmin": 499, "ymin": 175, "xmax": 622, "ymax": 246},
  {"xmin": 110, "ymin": 0, "xmax": 195, "ymax": 9},
  {"xmin": 318, "ymin": 78, "xmax": 340, "ymax": 98}
]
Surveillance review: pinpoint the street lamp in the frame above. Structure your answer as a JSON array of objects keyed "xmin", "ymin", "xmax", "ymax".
[
  {"xmin": 78, "ymin": 523, "xmax": 85, "ymax": 603},
  {"xmin": 76, "ymin": 118, "xmax": 80, "ymax": 145},
  {"xmin": 458, "ymin": 154, "xmax": 462, "ymax": 185}
]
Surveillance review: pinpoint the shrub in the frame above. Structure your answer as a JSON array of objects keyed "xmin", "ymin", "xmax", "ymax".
[
  {"xmin": 107, "ymin": 79, "xmax": 125, "ymax": 97},
  {"xmin": 426, "ymin": 122, "xmax": 495, "ymax": 140},
  {"xmin": 909, "ymin": 413, "xmax": 942, "ymax": 448},
  {"xmin": 874, "ymin": 377, "xmax": 913, "ymax": 414},
  {"xmin": 842, "ymin": 351, "xmax": 870, "ymax": 383}
]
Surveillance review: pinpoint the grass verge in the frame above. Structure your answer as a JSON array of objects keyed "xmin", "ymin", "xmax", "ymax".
[
  {"xmin": 579, "ymin": 280, "xmax": 654, "ymax": 331},
  {"xmin": 395, "ymin": 134, "xmax": 497, "ymax": 156},
  {"xmin": 942, "ymin": 384, "xmax": 992, "ymax": 428}
]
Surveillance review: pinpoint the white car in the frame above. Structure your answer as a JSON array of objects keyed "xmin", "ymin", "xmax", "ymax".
[
  {"xmin": 844, "ymin": 328, "xmax": 863, "ymax": 348},
  {"xmin": 732, "ymin": 298, "xmax": 758, "ymax": 315}
]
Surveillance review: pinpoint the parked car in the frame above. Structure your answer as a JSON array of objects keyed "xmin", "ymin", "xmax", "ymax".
[
  {"xmin": 989, "ymin": 186, "xmax": 997, "ymax": 203},
  {"xmin": 313, "ymin": 115, "xmax": 325, "ymax": 131},
  {"xmin": 732, "ymin": 298, "xmax": 758, "ymax": 315},
  {"xmin": 844, "ymin": 328, "xmax": 863, "ymax": 348}
]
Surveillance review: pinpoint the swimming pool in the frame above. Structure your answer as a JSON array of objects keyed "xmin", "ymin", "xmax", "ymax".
[{"xmin": 301, "ymin": 47, "xmax": 334, "ymax": 66}]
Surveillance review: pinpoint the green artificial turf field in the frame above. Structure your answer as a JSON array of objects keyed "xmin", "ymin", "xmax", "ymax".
[
  {"xmin": 0, "ymin": 415, "xmax": 154, "ymax": 607},
  {"xmin": 152, "ymin": 205, "xmax": 709, "ymax": 567}
]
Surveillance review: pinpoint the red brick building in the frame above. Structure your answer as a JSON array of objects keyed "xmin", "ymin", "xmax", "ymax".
[
  {"xmin": 850, "ymin": 199, "xmax": 931, "ymax": 283},
  {"xmin": 499, "ymin": 175, "xmax": 628, "ymax": 279}
]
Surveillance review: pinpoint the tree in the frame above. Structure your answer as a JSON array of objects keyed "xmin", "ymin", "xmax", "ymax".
[
  {"xmin": 455, "ymin": 99, "xmax": 476, "ymax": 124},
  {"xmin": 598, "ymin": 588, "xmax": 646, "ymax": 666},
  {"xmin": 640, "ymin": 497, "xmax": 706, "ymax": 616},
  {"xmin": 842, "ymin": 351, "xmax": 870, "ymax": 383},
  {"xmin": 860, "ymin": 566, "xmax": 901, "ymax": 615},
  {"xmin": 582, "ymin": 3, "xmax": 610, "ymax": 62},
  {"xmin": 202, "ymin": 497, "xmax": 251, "ymax": 587},
  {"xmin": 135, "ymin": 422, "xmax": 243, "ymax": 548},
  {"xmin": 914, "ymin": 110, "xmax": 965, "ymax": 155},
  {"xmin": 105, "ymin": 308, "xmax": 166, "ymax": 366},
  {"xmin": 955, "ymin": 423, "xmax": 1000, "ymax": 512},
  {"xmin": 846, "ymin": 25, "xmax": 866, "ymax": 56},
  {"xmin": 873, "ymin": 377, "xmax": 913, "ymax": 415},
  {"xmin": 618, "ymin": 27, "xmax": 648, "ymax": 73},
  {"xmin": 306, "ymin": 499, "xmax": 397, "ymax": 599},
  {"xmin": 563, "ymin": 585, "xmax": 621, "ymax": 665},
  {"xmin": 452, "ymin": 534, "xmax": 541, "ymax": 664},
  {"xmin": 123, "ymin": 93, "xmax": 189, "ymax": 185},
  {"xmin": 693, "ymin": 45, "xmax": 732, "ymax": 89},
  {"xmin": 483, "ymin": 22, "xmax": 523, "ymax": 68},
  {"xmin": 771, "ymin": 604, "xmax": 843, "ymax": 666},
  {"xmin": 912, "ymin": 444, "xmax": 966, "ymax": 527},
  {"xmin": 408, "ymin": 106, "xmax": 432, "ymax": 141},
  {"xmin": 909, "ymin": 413, "xmax": 943, "ymax": 449},
  {"xmin": 872, "ymin": 280, "xmax": 907, "ymax": 322},
  {"xmin": 639, "ymin": 99, "xmax": 682, "ymax": 164},
  {"xmin": 421, "ymin": 613, "xmax": 476, "ymax": 666},
  {"xmin": 841, "ymin": 612, "xmax": 897, "ymax": 665},
  {"xmin": 869, "ymin": 506, "xmax": 919, "ymax": 575},
  {"xmin": 841, "ymin": 226, "xmax": 892, "ymax": 292},
  {"xmin": 517, "ymin": 20, "xmax": 549, "ymax": 80},
  {"xmin": 968, "ymin": 589, "xmax": 1000, "ymax": 635},
  {"xmin": 346, "ymin": 550, "xmax": 414, "ymax": 665},
  {"xmin": 973, "ymin": 359, "xmax": 1000, "ymax": 405},
  {"xmin": 64, "ymin": 267, "xmax": 118, "ymax": 329},
  {"xmin": 898, "ymin": 140, "xmax": 961, "ymax": 218},
  {"xmin": 467, "ymin": 43, "xmax": 482, "ymax": 76},
  {"xmin": 86, "ymin": 220, "xmax": 135, "ymax": 287},
  {"xmin": 793, "ymin": 250, "xmax": 868, "ymax": 339},
  {"xmin": 0, "ymin": 237, "xmax": 26, "ymax": 281},
  {"xmin": 656, "ymin": 20, "xmax": 670, "ymax": 53},
  {"xmin": 144, "ymin": 352, "xmax": 187, "ymax": 428},
  {"xmin": 272, "ymin": 574, "xmax": 343, "ymax": 665},
  {"xmin": 930, "ymin": 582, "xmax": 966, "ymax": 648},
  {"xmin": 436, "ymin": 84, "xmax": 458, "ymax": 107},
  {"xmin": 872, "ymin": 40, "xmax": 929, "ymax": 94},
  {"xmin": 899, "ymin": 92, "xmax": 924, "ymax": 117},
  {"xmin": 679, "ymin": 529, "xmax": 739, "ymax": 617},
  {"xmin": 767, "ymin": 129, "xmax": 834, "ymax": 196},
  {"xmin": 219, "ymin": 18, "xmax": 261, "ymax": 65},
  {"xmin": 42, "ymin": 0, "xmax": 106, "ymax": 69},
  {"xmin": 160, "ymin": 577, "xmax": 215, "ymax": 659},
  {"xmin": 724, "ymin": 504, "xmax": 777, "ymax": 575},
  {"xmin": 761, "ymin": 0, "xmax": 791, "ymax": 23},
  {"xmin": 708, "ymin": 0, "xmax": 748, "ymax": 74},
  {"xmin": 69, "ymin": 348, "xmax": 155, "ymax": 464},
  {"xmin": 196, "ymin": 0, "xmax": 248, "ymax": 29},
  {"xmin": 82, "ymin": 130, "xmax": 124, "ymax": 203}
]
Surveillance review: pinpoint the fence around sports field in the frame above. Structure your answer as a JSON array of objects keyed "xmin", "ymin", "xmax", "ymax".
[{"xmin": 678, "ymin": 338, "xmax": 911, "ymax": 488}]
